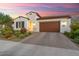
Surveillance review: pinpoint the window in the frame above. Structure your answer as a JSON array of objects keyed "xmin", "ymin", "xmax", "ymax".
[
  {"xmin": 16, "ymin": 22, "xmax": 18, "ymax": 28},
  {"xmin": 22, "ymin": 21, "xmax": 24, "ymax": 28},
  {"xmin": 16, "ymin": 21, "xmax": 25, "ymax": 28}
]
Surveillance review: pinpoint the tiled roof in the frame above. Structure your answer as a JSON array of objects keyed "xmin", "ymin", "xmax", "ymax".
[
  {"xmin": 38, "ymin": 15, "xmax": 71, "ymax": 20},
  {"xmin": 14, "ymin": 16, "xmax": 30, "ymax": 20}
]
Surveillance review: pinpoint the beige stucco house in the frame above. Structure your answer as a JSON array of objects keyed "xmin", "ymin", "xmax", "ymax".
[
  {"xmin": 12, "ymin": 16, "xmax": 29, "ymax": 30},
  {"xmin": 12, "ymin": 11, "xmax": 71, "ymax": 33},
  {"xmin": 12, "ymin": 16, "xmax": 35, "ymax": 32}
]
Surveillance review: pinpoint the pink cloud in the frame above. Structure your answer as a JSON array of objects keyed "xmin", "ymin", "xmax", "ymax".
[
  {"xmin": 0, "ymin": 3, "xmax": 79, "ymax": 18},
  {"xmin": 0, "ymin": 3, "xmax": 17, "ymax": 9},
  {"xmin": 37, "ymin": 11, "xmax": 66, "ymax": 16},
  {"xmin": 37, "ymin": 11, "xmax": 79, "ymax": 16},
  {"xmin": 0, "ymin": 3, "xmax": 42, "ymax": 9},
  {"xmin": 62, "ymin": 4, "xmax": 79, "ymax": 8}
]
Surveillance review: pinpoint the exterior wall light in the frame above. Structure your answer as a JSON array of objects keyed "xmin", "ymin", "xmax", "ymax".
[
  {"xmin": 33, "ymin": 23, "xmax": 36, "ymax": 25},
  {"xmin": 62, "ymin": 21, "xmax": 67, "ymax": 27}
]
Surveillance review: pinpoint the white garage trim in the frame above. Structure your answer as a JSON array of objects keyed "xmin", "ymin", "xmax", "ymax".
[{"xmin": 35, "ymin": 18, "xmax": 71, "ymax": 33}]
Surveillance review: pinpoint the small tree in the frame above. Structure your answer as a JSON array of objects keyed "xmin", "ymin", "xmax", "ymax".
[
  {"xmin": 0, "ymin": 13, "xmax": 13, "ymax": 26},
  {"xmin": 0, "ymin": 12, "xmax": 13, "ymax": 38},
  {"xmin": 0, "ymin": 12, "xmax": 13, "ymax": 30},
  {"xmin": 0, "ymin": 13, "xmax": 4, "ymax": 24}
]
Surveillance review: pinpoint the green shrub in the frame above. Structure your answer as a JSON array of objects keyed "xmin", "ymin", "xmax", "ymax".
[
  {"xmin": 64, "ymin": 25, "xmax": 79, "ymax": 44},
  {"xmin": 73, "ymin": 29, "xmax": 79, "ymax": 36},
  {"xmin": 64, "ymin": 32, "xmax": 70, "ymax": 37},
  {"xmin": 0, "ymin": 27, "xmax": 32, "ymax": 39},
  {"xmin": 64, "ymin": 32, "xmax": 69, "ymax": 35},
  {"xmin": 64, "ymin": 21, "xmax": 79, "ymax": 44},
  {"xmin": 72, "ymin": 36, "xmax": 79, "ymax": 44},
  {"xmin": 71, "ymin": 22, "xmax": 79, "ymax": 31},
  {"xmin": 64, "ymin": 31, "xmax": 74, "ymax": 39},
  {"xmin": 1, "ymin": 26, "xmax": 13, "ymax": 34},
  {"xmin": 14, "ymin": 30, "xmax": 21, "ymax": 37},
  {"xmin": 1, "ymin": 26, "xmax": 13, "ymax": 39},
  {"xmin": 28, "ymin": 32, "xmax": 32, "ymax": 35},
  {"xmin": 69, "ymin": 29, "xmax": 79, "ymax": 39},
  {"xmin": 14, "ymin": 30, "xmax": 32, "ymax": 39},
  {"xmin": 18, "ymin": 34, "xmax": 25, "ymax": 39}
]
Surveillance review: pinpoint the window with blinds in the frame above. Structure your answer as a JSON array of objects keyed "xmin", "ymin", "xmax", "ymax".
[{"xmin": 16, "ymin": 21, "xmax": 24, "ymax": 28}]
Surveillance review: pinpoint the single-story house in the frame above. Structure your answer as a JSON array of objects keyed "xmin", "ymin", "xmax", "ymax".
[
  {"xmin": 12, "ymin": 16, "xmax": 33, "ymax": 31},
  {"xmin": 12, "ymin": 15, "xmax": 38, "ymax": 32},
  {"xmin": 12, "ymin": 11, "xmax": 71, "ymax": 33}
]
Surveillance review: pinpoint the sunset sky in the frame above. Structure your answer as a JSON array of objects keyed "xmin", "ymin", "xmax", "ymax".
[{"xmin": 0, "ymin": 3, "xmax": 79, "ymax": 18}]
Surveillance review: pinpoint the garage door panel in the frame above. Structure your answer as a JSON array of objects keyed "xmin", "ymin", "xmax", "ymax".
[{"xmin": 40, "ymin": 21, "xmax": 60, "ymax": 32}]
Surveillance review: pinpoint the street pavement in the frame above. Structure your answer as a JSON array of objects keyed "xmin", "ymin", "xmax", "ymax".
[{"xmin": 0, "ymin": 40, "xmax": 79, "ymax": 56}]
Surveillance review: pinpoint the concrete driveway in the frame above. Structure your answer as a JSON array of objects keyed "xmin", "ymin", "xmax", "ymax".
[{"xmin": 22, "ymin": 32, "xmax": 79, "ymax": 50}]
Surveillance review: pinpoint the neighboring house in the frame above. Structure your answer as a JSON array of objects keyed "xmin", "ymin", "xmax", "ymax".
[
  {"xmin": 12, "ymin": 11, "xmax": 71, "ymax": 33},
  {"xmin": 12, "ymin": 16, "xmax": 29, "ymax": 30}
]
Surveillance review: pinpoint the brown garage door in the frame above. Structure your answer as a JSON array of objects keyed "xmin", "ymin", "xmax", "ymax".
[{"xmin": 40, "ymin": 21, "xmax": 60, "ymax": 32}]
